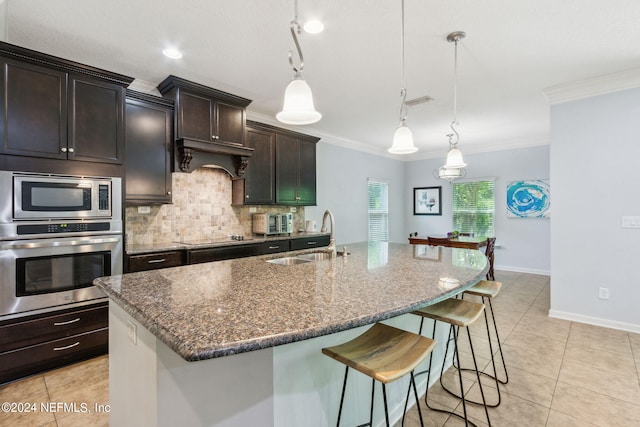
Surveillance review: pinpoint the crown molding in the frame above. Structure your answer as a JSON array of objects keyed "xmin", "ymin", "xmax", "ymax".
[
  {"xmin": 544, "ymin": 67, "xmax": 640, "ymax": 105},
  {"xmin": 245, "ymin": 111, "xmax": 394, "ymax": 158},
  {"xmin": 128, "ymin": 78, "xmax": 162, "ymax": 96}
]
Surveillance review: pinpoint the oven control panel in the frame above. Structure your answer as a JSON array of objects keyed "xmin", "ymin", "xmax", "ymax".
[{"xmin": 16, "ymin": 222, "xmax": 111, "ymax": 235}]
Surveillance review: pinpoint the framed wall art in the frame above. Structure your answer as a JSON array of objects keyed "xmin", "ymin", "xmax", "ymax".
[
  {"xmin": 413, "ymin": 186, "xmax": 442, "ymax": 215},
  {"xmin": 506, "ymin": 180, "xmax": 550, "ymax": 218}
]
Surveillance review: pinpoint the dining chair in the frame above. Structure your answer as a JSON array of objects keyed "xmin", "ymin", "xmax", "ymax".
[{"xmin": 484, "ymin": 237, "xmax": 496, "ymax": 280}]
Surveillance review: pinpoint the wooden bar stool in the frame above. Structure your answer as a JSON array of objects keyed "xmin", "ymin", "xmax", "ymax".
[
  {"xmin": 408, "ymin": 298, "xmax": 492, "ymax": 427},
  {"xmin": 322, "ymin": 322, "xmax": 436, "ymax": 427},
  {"xmin": 460, "ymin": 280, "xmax": 508, "ymax": 390}
]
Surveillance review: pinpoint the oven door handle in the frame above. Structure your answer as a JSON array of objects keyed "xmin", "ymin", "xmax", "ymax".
[{"xmin": 2, "ymin": 237, "xmax": 121, "ymax": 250}]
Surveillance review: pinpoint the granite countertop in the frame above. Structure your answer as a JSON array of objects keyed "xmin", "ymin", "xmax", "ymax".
[
  {"xmin": 95, "ymin": 242, "xmax": 488, "ymax": 361},
  {"xmin": 126, "ymin": 232, "xmax": 330, "ymax": 254}
]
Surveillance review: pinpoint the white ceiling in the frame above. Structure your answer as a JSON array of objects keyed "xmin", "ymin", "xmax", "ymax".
[{"xmin": 6, "ymin": 0, "xmax": 640, "ymax": 160}]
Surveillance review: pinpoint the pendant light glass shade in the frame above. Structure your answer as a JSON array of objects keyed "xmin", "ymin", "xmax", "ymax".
[
  {"xmin": 387, "ymin": 0, "xmax": 417, "ymax": 154},
  {"xmin": 276, "ymin": 75, "xmax": 322, "ymax": 125},
  {"xmin": 436, "ymin": 165, "xmax": 467, "ymax": 182},
  {"xmin": 444, "ymin": 146, "xmax": 466, "ymax": 168},
  {"xmin": 277, "ymin": 0, "xmax": 321, "ymax": 126},
  {"xmin": 388, "ymin": 122, "xmax": 417, "ymax": 154}
]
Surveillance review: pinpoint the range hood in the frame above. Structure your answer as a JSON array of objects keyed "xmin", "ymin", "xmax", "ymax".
[{"xmin": 176, "ymin": 137, "xmax": 253, "ymax": 178}]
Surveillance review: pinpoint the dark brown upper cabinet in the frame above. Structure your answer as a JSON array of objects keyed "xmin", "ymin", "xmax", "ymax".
[
  {"xmin": 0, "ymin": 42, "xmax": 132, "ymax": 171},
  {"xmin": 68, "ymin": 74, "xmax": 125, "ymax": 164},
  {"xmin": 158, "ymin": 75, "xmax": 250, "ymax": 146},
  {"xmin": 276, "ymin": 134, "xmax": 318, "ymax": 206},
  {"xmin": 233, "ymin": 121, "xmax": 319, "ymax": 206},
  {"xmin": 232, "ymin": 124, "xmax": 276, "ymax": 205},
  {"xmin": 125, "ymin": 91, "xmax": 173, "ymax": 204},
  {"xmin": 0, "ymin": 59, "xmax": 67, "ymax": 160},
  {"xmin": 158, "ymin": 76, "xmax": 253, "ymax": 175}
]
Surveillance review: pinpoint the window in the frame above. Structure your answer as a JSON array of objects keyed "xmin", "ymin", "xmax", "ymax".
[
  {"xmin": 452, "ymin": 179, "xmax": 495, "ymax": 237},
  {"xmin": 368, "ymin": 179, "xmax": 388, "ymax": 242}
]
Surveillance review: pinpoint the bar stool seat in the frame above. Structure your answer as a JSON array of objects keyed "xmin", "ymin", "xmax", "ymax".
[
  {"xmin": 465, "ymin": 280, "xmax": 501, "ymax": 299},
  {"xmin": 414, "ymin": 298, "xmax": 484, "ymax": 326},
  {"xmin": 323, "ymin": 322, "xmax": 436, "ymax": 427},
  {"xmin": 410, "ymin": 298, "xmax": 492, "ymax": 426}
]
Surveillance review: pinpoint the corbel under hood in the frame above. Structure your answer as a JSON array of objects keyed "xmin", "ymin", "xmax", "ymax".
[{"xmin": 176, "ymin": 137, "xmax": 253, "ymax": 178}]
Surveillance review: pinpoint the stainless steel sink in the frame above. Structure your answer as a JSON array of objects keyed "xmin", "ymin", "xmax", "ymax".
[{"xmin": 266, "ymin": 257, "xmax": 312, "ymax": 265}]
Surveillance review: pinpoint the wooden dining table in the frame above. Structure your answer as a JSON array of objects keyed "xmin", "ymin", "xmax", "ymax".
[{"xmin": 408, "ymin": 235, "xmax": 488, "ymax": 250}]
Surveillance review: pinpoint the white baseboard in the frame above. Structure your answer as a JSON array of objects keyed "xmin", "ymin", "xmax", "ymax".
[
  {"xmin": 495, "ymin": 265, "xmax": 550, "ymax": 276},
  {"xmin": 549, "ymin": 309, "xmax": 640, "ymax": 334}
]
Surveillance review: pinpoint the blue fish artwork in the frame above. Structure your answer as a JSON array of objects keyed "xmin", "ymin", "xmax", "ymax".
[{"xmin": 506, "ymin": 180, "xmax": 550, "ymax": 218}]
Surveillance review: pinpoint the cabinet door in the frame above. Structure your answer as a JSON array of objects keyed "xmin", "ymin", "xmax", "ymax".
[
  {"xmin": 215, "ymin": 101, "xmax": 245, "ymax": 145},
  {"xmin": 125, "ymin": 98, "xmax": 173, "ymax": 203},
  {"xmin": 297, "ymin": 138, "xmax": 317, "ymax": 205},
  {"xmin": 68, "ymin": 75, "xmax": 124, "ymax": 164},
  {"xmin": 244, "ymin": 127, "xmax": 275, "ymax": 204},
  {"xmin": 179, "ymin": 91, "xmax": 213, "ymax": 141},
  {"xmin": 275, "ymin": 133, "xmax": 299, "ymax": 205},
  {"xmin": 0, "ymin": 59, "xmax": 67, "ymax": 159}
]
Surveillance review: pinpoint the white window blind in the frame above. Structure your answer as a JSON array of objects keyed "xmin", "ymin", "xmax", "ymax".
[
  {"xmin": 452, "ymin": 179, "xmax": 495, "ymax": 237},
  {"xmin": 368, "ymin": 179, "xmax": 389, "ymax": 242}
]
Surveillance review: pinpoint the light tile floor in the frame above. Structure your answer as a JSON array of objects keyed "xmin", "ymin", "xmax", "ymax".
[
  {"xmin": 401, "ymin": 270, "xmax": 640, "ymax": 427},
  {"xmin": 1, "ymin": 271, "xmax": 639, "ymax": 426}
]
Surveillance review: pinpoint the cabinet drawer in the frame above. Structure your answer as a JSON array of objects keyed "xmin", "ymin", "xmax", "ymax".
[
  {"xmin": 128, "ymin": 250, "xmax": 186, "ymax": 272},
  {"xmin": 258, "ymin": 241, "xmax": 290, "ymax": 255},
  {"xmin": 290, "ymin": 235, "xmax": 330, "ymax": 251},
  {"xmin": 0, "ymin": 303, "xmax": 107, "ymax": 353},
  {"xmin": 0, "ymin": 328, "xmax": 108, "ymax": 385},
  {"xmin": 189, "ymin": 243, "xmax": 261, "ymax": 264}
]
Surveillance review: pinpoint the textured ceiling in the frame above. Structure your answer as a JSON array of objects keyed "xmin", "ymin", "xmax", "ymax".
[{"xmin": 6, "ymin": 0, "xmax": 640, "ymax": 159}]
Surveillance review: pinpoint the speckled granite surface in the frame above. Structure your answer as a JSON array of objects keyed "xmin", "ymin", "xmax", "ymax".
[{"xmin": 94, "ymin": 242, "xmax": 487, "ymax": 361}]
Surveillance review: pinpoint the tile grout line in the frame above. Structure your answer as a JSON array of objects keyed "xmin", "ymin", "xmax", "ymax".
[{"xmin": 544, "ymin": 319, "xmax": 572, "ymax": 426}]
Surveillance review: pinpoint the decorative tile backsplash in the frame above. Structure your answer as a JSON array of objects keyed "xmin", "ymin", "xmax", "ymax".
[{"xmin": 125, "ymin": 168, "xmax": 305, "ymax": 248}]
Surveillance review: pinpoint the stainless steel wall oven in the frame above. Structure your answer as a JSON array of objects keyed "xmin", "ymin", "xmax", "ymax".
[{"xmin": 0, "ymin": 171, "xmax": 122, "ymax": 320}]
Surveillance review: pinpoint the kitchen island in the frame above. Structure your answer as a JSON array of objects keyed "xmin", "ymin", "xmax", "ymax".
[{"xmin": 94, "ymin": 242, "xmax": 487, "ymax": 426}]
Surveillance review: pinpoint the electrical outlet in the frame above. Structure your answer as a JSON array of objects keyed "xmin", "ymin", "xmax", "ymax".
[
  {"xmin": 598, "ymin": 287, "xmax": 609, "ymax": 300},
  {"xmin": 137, "ymin": 206, "xmax": 151, "ymax": 214},
  {"xmin": 249, "ymin": 207, "xmax": 257, "ymax": 213},
  {"xmin": 290, "ymin": 207, "xmax": 297, "ymax": 212},
  {"xmin": 127, "ymin": 320, "xmax": 137, "ymax": 345}
]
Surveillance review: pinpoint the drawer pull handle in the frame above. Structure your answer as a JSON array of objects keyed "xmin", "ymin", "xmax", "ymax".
[
  {"xmin": 269, "ymin": 246, "xmax": 280, "ymax": 249},
  {"xmin": 53, "ymin": 318, "xmax": 80, "ymax": 326},
  {"xmin": 307, "ymin": 241, "xmax": 316, "ymax": 245},
  {"xmin": 53, "ymin": 342, "xmax": 80, "ymax": 351},
  {"xmin": 147, "ymin": 259, "xmax": 166, "ymax": 264}
]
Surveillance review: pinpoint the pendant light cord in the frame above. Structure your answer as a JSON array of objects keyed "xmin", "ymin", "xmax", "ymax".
[
  {"xmin": 398, "ymin": 0, "xmax": 408, "ymax": 124},
  {"xmin": 288, "ymin": 0, "xmax": 304, "ymax": 74},
  {"xmin": 449, "ymin": 34, "xmax": 461, "ymax": 146}
]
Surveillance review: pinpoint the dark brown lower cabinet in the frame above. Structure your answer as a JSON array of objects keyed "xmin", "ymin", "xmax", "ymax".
[
  {"xmin": 189, "ymin": 244, "xmax": 262, "ymax": 264},
  {"xmin": 0, "ymin": 302, "xmax": 108, "ymax": 384},
  {"xmin": 126, "ymin": 250, "xmax": 186, "ymax": 273},
  {"xmin": 290, "ymin": 235, "xmax": 331, "ymax": 250}
]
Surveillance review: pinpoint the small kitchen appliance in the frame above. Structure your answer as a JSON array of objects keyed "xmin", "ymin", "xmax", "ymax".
[{"xmin": 252, "ymin": 213, "xmax": 293, "ymax": 235}]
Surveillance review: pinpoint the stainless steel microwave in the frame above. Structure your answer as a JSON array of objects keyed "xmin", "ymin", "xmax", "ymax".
[
  {"xmin": 252, "ymin": 213, "xmax": 293, "ymax": 235},
  {"xmin": 7, "ymin": 172, "xmax": 113, "ymax": 220}
]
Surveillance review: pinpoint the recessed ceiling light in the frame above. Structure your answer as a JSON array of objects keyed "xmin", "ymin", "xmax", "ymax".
[
  {"xmin": 162, "ymin": 48, "xmax": 183, "ymax": 59},
  {"xmin": 303, "ymin": 20, "xmax": 324, "ymax": 34}
]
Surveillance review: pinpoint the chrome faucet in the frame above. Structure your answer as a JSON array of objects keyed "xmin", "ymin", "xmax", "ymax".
[{"xmin": 321, "ymin": 209, "xmax": 336, "ymax": 252}]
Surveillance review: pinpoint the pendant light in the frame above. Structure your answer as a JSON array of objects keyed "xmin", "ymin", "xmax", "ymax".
[
  {"xmin": 436, "ymin": 31, "xmax": 467, "ymax": 181},
  {"xmin": 388, "ymin": 0, "xmax": 418, "ymax": 154},
  {"xmin": 276, "ymin": 0, "xmax": 321, "ymax": 125}
]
